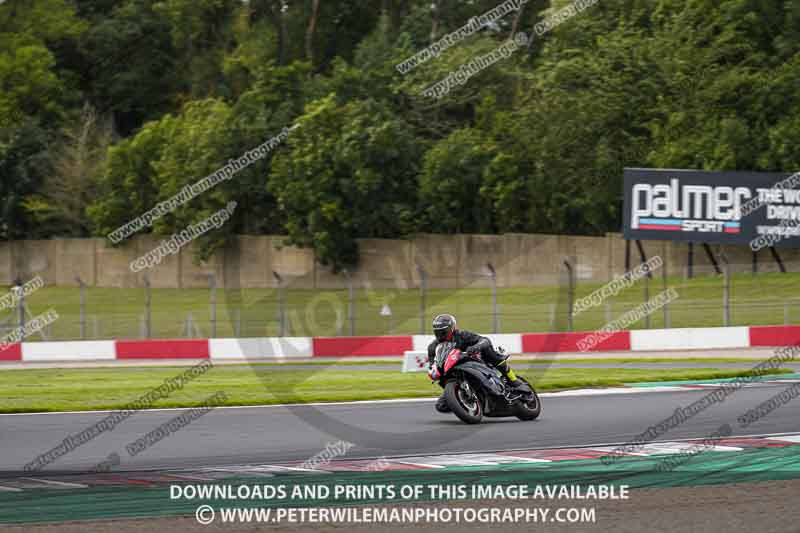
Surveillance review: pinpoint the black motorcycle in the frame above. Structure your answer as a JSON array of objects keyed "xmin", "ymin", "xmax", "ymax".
[{"xmin": 429, "ymin": 341, "xmax": 541, "ymax": 424}]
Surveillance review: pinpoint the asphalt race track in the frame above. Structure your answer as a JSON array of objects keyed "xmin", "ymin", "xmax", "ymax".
[{"xmin": 1, "ymin": 381, "xmax": 799, "ymax": 473}]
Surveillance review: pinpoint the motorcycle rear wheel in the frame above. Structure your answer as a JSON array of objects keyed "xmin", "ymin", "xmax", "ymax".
[
  {"xmin": 513, "ymin": 387, "xmax": 541, "ymax": 421},
  {"xmin": 444, "ymin": 380, "xmax": 483, "ymax": 424}
]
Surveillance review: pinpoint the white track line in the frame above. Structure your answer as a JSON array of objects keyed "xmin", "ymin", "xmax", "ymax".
[
  {"xmin": 19, "ymin": 477, "xmax": 88, "ymax": 488},
  {"xmin": 178, "ymin": 432, "xmax": 800, "ymax": 473},
  {"xmin": 0, "ymin": 386, "xmax": 696, "ymax": 417}
]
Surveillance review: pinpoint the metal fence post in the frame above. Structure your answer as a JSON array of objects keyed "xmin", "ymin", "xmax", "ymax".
[
  {"xmin": 143, "ymin": 274, "xmax": 151, "ymax": 339},
  {"xmin": 343, "ymin": 269, "xmax": 354, "ymax": 336},
  {"xmin": 75, "ymin": 276, "xmax": 86, "ymax": 339},
  {"xmin": 563, "ymin": 259, "xmax": 574, "ymax": 332},
  {"xmin": 16, "ymin": 280, "xmax": 25, "ymax": 333},
  {"xmin": 417, "ymin": 265, "xmax": 427, "ymax": 335},
  {"xmin": 643, "ymin": 270, "xmax": 650, "ymax": 329},
  {"xmin": 209, "ymin": 273, "xmax": 217, "ymax": 338},
  {"xmin": 487, "ymin": 263, "xmax": 498, "ymax": 333},
  {"xmin": 662, "ymin": 254, "xmax": 670, "ymax": 328},
  {"xmin": 273, "ymin": 271, "xmax": 285, "ymax": 336},
  {"xmin": 720, "ymin": 253, "xmax": 731, "ymax": 327}
]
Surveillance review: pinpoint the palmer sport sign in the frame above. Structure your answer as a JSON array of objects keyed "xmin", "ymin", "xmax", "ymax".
[{"xmin": 623, "ymin": 168, "xmax": 800, "ymax": 246}]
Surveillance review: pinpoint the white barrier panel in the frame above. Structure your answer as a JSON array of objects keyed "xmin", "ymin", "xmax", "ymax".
[
  {"xmin": 412, "ymin": 335, "xmax": 431, "ymax": 352},
  {"xmin": 413, "ymin": 334, "xmax": 522, "ymax": 353},
  {"xmin": 21, "ymin": 340, "xmax": 116, "ymax": 361},
  {"xmin": 630, "ymin": 327, "xmax": 750, "ymax": 351},
  {"xmin": 402, "ymin": 351, "xmax": 429, "ymax": 372},
  {"xmin": 484, "ymin": 334, "xmax": 522, "ymax": 354},
  {"xmin": 210, "ymin": 337, "xmax": 312, "ymax": 359}
]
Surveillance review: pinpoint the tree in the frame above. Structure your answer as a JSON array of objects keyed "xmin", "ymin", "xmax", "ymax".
[
  {"xmin": 270, "ymin": 96, "xmax": 421, "ymax": 271},
  {"xmin": 89, "ymin": 98, "xmax": 238, "ymax": 260},
  {"xmin": 418, "ymin": 128, "xmax": 495, "ymax": 233},
  {"xmin": 23, "ymin": 103, "xmax": 115, "ymax": 236},
  {"xmin": 81, "ymin": 0, "xmax": 179, "ymax": 135},
  {"xmin": 0, "ymin": 120, "xmax": 50, "ymax": 240}
]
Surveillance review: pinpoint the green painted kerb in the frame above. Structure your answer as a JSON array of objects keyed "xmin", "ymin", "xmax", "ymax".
[{"xmin": 1, "ymin": 447, "xmax": 799, "ymax": 525}]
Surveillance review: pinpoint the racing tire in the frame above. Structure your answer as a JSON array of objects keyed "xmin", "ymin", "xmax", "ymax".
[
  {"xmin": 513, "ymin": 384, "xmax": 541, "ymax": 421},
  {"xmin": 444, "ymin": 380, "xmax": 483, "ymax": 424}
]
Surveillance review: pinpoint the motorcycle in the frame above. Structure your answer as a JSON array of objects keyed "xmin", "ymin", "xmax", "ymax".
[{"xmin": 428, "ymin": 341, "xmax": 541, "ymax": 424}]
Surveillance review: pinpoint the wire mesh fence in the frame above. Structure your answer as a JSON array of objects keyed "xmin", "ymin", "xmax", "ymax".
[{"xmin": 1, "ymin": 259, "xmax": 799, "ymax": 342}]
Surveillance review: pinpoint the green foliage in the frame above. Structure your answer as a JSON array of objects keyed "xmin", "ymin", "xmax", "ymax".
[
  {"xmin": 0, "ymin": 120, "xmax": 51, "ymax": 239},
  {"xmin": 23, "ymin": 104, "xmax": 114, "ymax": 236},
  {"xmin": 270, "ymin": 96, "xmax": 421, "ymax": 271},
  {"xmin": 419, "ymin": 128, "xmax": 494, "ymax": 233},
  {"xmin": 4, "ymin": 0, "xmax": 800, "ymax": 269},
  {"xmin": 89, "ymin": 99, "xmax": 237, "ymax": 260},
  {"xmin": 87, "ymin": 113, "xmax": 173, "ymax": 236},
  {"xmin": 81, "ymin": 0, "xmax": 178, "ymax": 134}
]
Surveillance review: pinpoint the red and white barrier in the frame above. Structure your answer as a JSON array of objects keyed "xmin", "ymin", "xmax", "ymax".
[
  {"xmin": 522, "ymin": 331, "xmax": 631, "ymax": 352},
  {"xmin": 629, "ymin": 327, "xmax": 750, "ymax": 351},
  {"xmin": 22, "ymin": 340, "xmax": 116, "ymax": 362},
  {"xmin": 749, "ymin": 325, "xmax": 800, "ymax": 347},
  {"xmin": 117, "ymin": 339, "xmax": 209, "ymax": 360},
  {"xmin": 412, "ymin": 334, "xmax": 522, "ymax": 354},
  {"xmin": 2, "ymin": 324, "xmax": 799, "ymax": 362},
  {"xmin": 209, "ymin": 337, "xmax": 312, "ymax": 360},
  {"xmin": 313, "ymin": 336, "xmax": 413, "ymax": 357}
]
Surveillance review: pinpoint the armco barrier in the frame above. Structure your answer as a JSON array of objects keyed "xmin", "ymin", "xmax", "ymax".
[
  {"xmin": 22, "ymin": 340, "xmax": 116, "ymax": 362},
  {"xmin": 411, "ymin": 334, "xmax": 522, "ymax": 354},
  {"xmin": 312, "ymin": 336, "xmax": 413, "ymax": 357},
  {"xmin": 4, "ymin": 324, "xmax": 800, "ymax": 363},
  {"xmin": 749, "ymin": 325, "xmax": 800, "ymax": 347},
  {"xmin": 0, "ymin": 343, "xmax": 22, "ymax": 361},
  {"xmin": 522, "ymin": 331, "xmax": 631, "ymax": 352},
  {"xmin": 209, "ymin": 337, "xmax": 312, "ymax": 359},
  {"xmin": 630, "ymin": 327, "xmax": 750, "ymax": 351},
  {"xmin": 116, "ymin": 339, "xmax": 210, "ymax": 359}
]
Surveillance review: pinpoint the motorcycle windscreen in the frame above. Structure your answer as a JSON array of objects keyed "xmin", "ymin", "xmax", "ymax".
[{"xmin": 434, "ymin": 341, "xmax": 457, "ymax": 369}]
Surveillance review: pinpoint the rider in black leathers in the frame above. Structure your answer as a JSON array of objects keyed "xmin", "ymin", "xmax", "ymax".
[{"xmin": 427, "ymin": 313, "xmax": 524, "ymax": 412}]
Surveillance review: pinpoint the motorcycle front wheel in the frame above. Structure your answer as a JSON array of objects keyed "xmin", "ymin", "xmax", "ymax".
[{"xmin": 444, "ymin": 379, "xmax": 483, "ymax": 424}]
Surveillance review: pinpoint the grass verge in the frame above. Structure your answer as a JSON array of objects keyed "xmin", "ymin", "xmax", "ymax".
[
  {"xmin": 242, "ymin": 357, "xmax": 788, "ymax": 366},
  {"xmin": 0, "ymin": 366, "xmax": 790, "ymax": 413}
]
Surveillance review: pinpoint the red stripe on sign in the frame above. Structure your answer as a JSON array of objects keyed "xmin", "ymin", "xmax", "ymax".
[
  {"xmin": 116, "ymin": 340, "xmax": 209, "ymax": 359},
  {"xmin": 749, "ymin": 325, "xmax": 800, "ymax": 347},
  {"xmin": 522, "ymin": 331, "xmax": 630, "ymax": 353},
  {"xmin": 0, "ymin": 343, "xmax": 22, "ymax": 361},
  {"xmin": 312, "ymin": 336, "xmax": 413, "ymax": 357},
  {"xmin": 639, "ymin": 224, "xmax": 682, "ymax": 231}
]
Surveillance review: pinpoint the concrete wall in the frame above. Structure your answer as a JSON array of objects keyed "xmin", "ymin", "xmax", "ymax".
[
  {"xmin": 95, "ymin": 238, "xmax": 137, "ymax": 288},
  {"xmin": 54, "ymin": 239, "xmax": 99, "ymax": 287},
  {"xmin": 1, "ymin": 233, "xmax": 796, "ymax": 289}
]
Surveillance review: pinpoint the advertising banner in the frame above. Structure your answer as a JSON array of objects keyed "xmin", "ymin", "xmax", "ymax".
[{"xmin": 623, "ymin": 168, "xmax": 799, "ymax": 247}]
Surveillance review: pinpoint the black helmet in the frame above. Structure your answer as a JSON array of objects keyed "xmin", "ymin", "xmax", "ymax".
[{"xmin": 432, "ymin": 314, "xmax": 457, "ymax": 342}]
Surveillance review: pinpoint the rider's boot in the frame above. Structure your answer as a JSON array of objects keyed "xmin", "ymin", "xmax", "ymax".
[
  {"xmin": 435, "ymin": 394, "xmax": 451, "ymax": 413},
  {"xmin": 496, "ymin": 360, "xmax": 525, "ymax": 389}
]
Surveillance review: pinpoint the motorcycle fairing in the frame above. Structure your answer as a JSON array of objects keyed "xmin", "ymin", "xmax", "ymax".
[{"xmin": 451, "ymin": 359, "xmax": 506, "ymax": 397}]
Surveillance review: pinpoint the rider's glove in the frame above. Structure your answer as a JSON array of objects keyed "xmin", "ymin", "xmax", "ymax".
[{"xmin": 466, "ymin": 345, "xmax": 480, "ymax": 356}]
